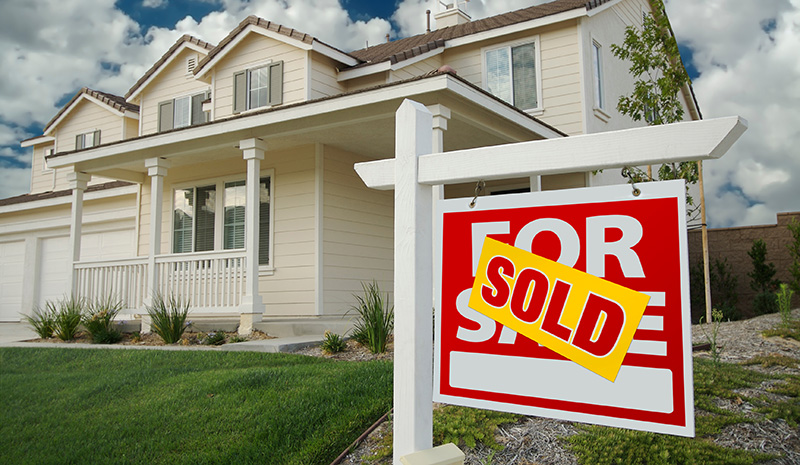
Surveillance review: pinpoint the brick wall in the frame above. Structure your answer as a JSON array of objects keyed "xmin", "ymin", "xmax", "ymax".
[{"xmin": 688, "ymin": 211, "xmax": 800, "ymax": 318}]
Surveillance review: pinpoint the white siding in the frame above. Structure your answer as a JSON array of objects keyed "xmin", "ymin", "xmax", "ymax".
[
  {"xmin": 310, "ymin": 52, "xmax": 346, "ymax": 99},
  {"xmin": 322, "ymin": 146, "xmax": 394, "ymax": 315}
]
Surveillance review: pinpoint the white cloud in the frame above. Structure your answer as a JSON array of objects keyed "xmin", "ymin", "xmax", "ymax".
[
  {"xmin": 666, "ymin": 0, "xmax": 800, "ymax": 227},
  {"xmin": 143, "ymin": 0, "xmax": 167, "ymax": 8}
]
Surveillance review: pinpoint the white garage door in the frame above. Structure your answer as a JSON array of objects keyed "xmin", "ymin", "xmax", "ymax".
[{"xmin": 0, "ymin": 241, "xmax": 26, "ymax": 322}]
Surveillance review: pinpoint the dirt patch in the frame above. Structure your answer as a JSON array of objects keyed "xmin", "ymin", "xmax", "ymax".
[{"xmin": 27, "ymin": 329, "xmax": 274, "ymax": 346}]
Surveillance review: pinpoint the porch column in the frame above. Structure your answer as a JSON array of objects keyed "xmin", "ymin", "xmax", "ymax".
[
  {"xmin": 428, "ymin": 104, "xmax": 450, "ymax": 202},
  {"xmin": 239, "ymin": 138, "xmax": 267, "ymax": 334},
  {"xmin": 66, "ymin": 171, "xmax": 90, "ymax": 296},
  {"xmin": 143, "ymin": 157, "xmax": 170, "ymax": 333}
]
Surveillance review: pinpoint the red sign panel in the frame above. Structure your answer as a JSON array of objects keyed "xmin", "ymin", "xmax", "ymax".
[{"xmin": 433, "ymin": 181, "xmax": 694, "ymax": 436}]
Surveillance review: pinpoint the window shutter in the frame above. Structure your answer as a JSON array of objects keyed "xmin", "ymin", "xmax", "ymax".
[
  {"xmin": 93, "ymin": 130, "xmax": 101, "ymax": 146},
  {"xmin": 268, "ymin": 61, "xmax": 283, "ymax": 106},
  {"xmin": 76, "ymin": 134, "xmax": 83, "ymax": 150},
  {"xmin": 258, "ymin": 177, "xmax": 271, "ymax": 265},
  {"xmin": 233, "ymin": 71, "xmax": 247, "ymax": 114},
  {"xmin": 191, "ymin": 93, "xmax": 205, "ymax": 125},
  {"xmin": 158, "ymin": 100, "xmax": 174, "ymax": 132}
]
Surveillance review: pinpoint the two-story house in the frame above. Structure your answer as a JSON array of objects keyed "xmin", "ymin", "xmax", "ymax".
[{"xmin": 0, "ymin": 0, "xmax": 699, "ymax": 334}]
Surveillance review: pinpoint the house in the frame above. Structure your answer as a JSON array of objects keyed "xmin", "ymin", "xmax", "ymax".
[{"xmin": 0, "ymin": 0, "xmax": 699, "ymax": 333}]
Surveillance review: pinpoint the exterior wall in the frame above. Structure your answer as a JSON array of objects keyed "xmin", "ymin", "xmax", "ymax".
[
  {"xmin": 389, "ymin": 55, "xmax": 444, "ymax": 82},
  {"xmin": 322, "ymin": 146, "xmax": 394, "ymax": 316},
  {"xmin": 124, "ymin": 117, "xmax": 139, "ymax": 139},
  {"xmin": 341, "ymin": 71, "xmax": 390, "ymax": 92},
  {"xmin": 212, "ymin": 32, "xmax": 307, "ymax": 120},
  {"xmin": 310, "ymin": 52, "xmax": 346, "ymax": 99},
  {"xmin": 688, "ymin": 212, "xmax": 800, "ymax": 319},
  {"xmin": 139, "ymin": 145, "xmax": 317, "ymax": 316},
  {"xmin": 57, "ymin": 99, "xmax": 123, "ymax": 152},
  {"xmin": 29, "ymin": 143, "xmax": 55, "ymax": 194},
  {"xmin": 137, "ymin": 47, "xmax": 211, "ymax": 136}
]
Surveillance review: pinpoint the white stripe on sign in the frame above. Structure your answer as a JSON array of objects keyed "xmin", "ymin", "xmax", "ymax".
[
  {"xmin": 637, "ymin": 316, "xmax": 664, "ymax": 331},
  {"xmin": 627, "ymin": 339, "xmax": 668, "ymax": 357},
  {"xmin": 643, "ymin": 291, "xmax": 666, "ymax": 306},
  {"xmin": 450, "ymin": 352, "xmax": 674, "ymax": 413}
]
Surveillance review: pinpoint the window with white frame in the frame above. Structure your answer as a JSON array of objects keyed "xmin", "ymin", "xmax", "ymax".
[
  {"xmin": 76, "ymin": 130, "xmax": 100, "ymax": 150},
  {"xmin": 232, "ymin": 61, "xmax": 284, "ymax": 114},
  {"xmin": 484, "ymin": 40, "xmax": 540, "ymax": 111},
  {"xmin": 592, "ymin": 40, "xmax": 604, "ymax": 110},
  {"xmin": 158, "ymin": 91, "xmax": 209, "ymax": 132},
  {"xmin": 42, "ymin": 147, "xmax": 54, "ymax": 171},
  {"xmin": 172, "ymin": 175, "xmax": 273, "ymax": 266}
]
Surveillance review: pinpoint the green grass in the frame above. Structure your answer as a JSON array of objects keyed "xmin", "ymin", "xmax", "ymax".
[{"xmin": 0, "ymin": 348, "xmax": 392, "ymax": 465}]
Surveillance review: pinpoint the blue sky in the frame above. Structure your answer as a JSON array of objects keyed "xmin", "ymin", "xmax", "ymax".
[{"xmin": 0, "ymin": 0, "xmax": 797, "ymax": 228}]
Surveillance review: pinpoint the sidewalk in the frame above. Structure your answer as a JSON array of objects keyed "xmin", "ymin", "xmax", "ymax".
[{"xmin": 0, "ymin": 323, "xmax": 323, "ymax": 353}]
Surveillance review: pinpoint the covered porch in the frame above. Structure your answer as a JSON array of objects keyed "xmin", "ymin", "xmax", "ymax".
[{"xmin": 46, "ymin": 73, "xmax": 562, "ymax": 333}]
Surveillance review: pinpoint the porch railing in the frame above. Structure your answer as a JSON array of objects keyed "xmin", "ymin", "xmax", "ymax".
[{"xmin": 73, "ymin": 250, "xmax": 247, "ymax": 310}]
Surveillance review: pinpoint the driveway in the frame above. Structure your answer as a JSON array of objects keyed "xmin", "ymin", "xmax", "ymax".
[{"xmin": 0, "ymin": 323, "xmax": 36, "ymax": 344}]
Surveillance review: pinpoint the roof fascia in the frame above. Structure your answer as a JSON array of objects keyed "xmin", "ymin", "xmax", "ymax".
[
  {"xmin": 447, "ymin": 8, "xmax": 586, "ymax": 48},
  {"xmin": 20, "ymin": 136, "xmax": 55, "ymax": 148},
  {"xmin": 311, "ymin": 41, "xmax": 359, "ymax": 67},
  {"xmin": 337, "ymin": 61, "xmax": 391, "ymax": 81},
  {"xmin": 0, "ymin": 184, "xmax": 138, "ymax": 215},
  {"xmin": 123, "ymin": 110, "xmax": 140, "ymax": 120},
  {"xmin": 126, "ymin": 42, "xmax": 209, "ymax": 101},
  {"xmin": 44, "ymin": 93, "xmax": 124, "ymax": 136},
  {"xmin": 48, "ymin": 74, "xmax": 558, "ymax": 169},
  {"xmin": 585, "ymin": 0, "xmax": 624, "ymax": 17}
]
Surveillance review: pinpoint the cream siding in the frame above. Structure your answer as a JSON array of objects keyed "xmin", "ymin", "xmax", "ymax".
[
  {"xmin": 57, "ymin": 99, "xmax": 123, "ymax": 151},
  {"xmin": 342, "ymin": 71, "xmax": 390, "ymax": 92},
  {"xmin": 124, "ymin": 117, "xmax": 139, "ymax": 139},
  {"xmin": 212, "ymin": 33, "xmax": 308, "ymax": 120},
  {"xmin": 29, "ymin": 144, "xmax": 55, "ymax": 194},
  {"xmin": 310, "ymin": 52, "xmax": 346, "ymax": 99},
  {"xmin": 389, "ymin": 55, "xmax": 444, "ymax": 82},
  {"xmin": 137, "ymin": 48, "xmax": 211, "ymax": 136},
  {"xmin": 322, "ymin": 146, "xmax": 393, "ymax": 315}
]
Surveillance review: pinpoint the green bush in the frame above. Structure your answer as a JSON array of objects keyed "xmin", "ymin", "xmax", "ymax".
[
  {"xmin": 202, "ymin": 330, "xmax": 227, "ymax": 346},
  {"xmin": 320, "ymin": 331, "xmax": 346, "ymax": 354},
  {"xmin": 787, "ymin": 217, "xmax": 800, "ymax": 294},
  {"xmin": 776, "ymin": 283, "xmax": 796, "ymax": 328},
  {"xmin": 690, "ymin": 258, "xmax": 739, "ymax": 322},
  {"xmin": 83, "ymin": 297, "xmax": 123, "ymax": 344},
  {"xmin": 52, "ymin": 296, "xmax": 85, "ymax": 341},
  {"xmin": 753, "ymin": 291, "xmax": 778, "ymax": 316},
  {"xmin": 433, "ymin": 405, "xmax": 520, "ymax": 450},
  {"xmin": 349, "ymin": 281, "xmax": 393, "ymax": 354},
  {"xmin": 23, "ymin": 302, "xmax": 56, "ymax": 338},
  {"xmin": 147, "ymin": 295, "xmax": 190, "ymax": 344}
]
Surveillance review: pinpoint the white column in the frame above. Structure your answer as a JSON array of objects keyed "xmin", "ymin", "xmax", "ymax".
[
  {"xmin": 393, "ymin": 100, "xmax": 434, "ymax": 464},
  {"xmin": 143, "ymin": 157, "xmax": 169, "ymax": 332},
  {"xmin": 66, "ymin": 171, "xmax": 90, "ymax": 296},
  {"xmin": 238, "ymin": 138, "xmax": 267, "ymax": 334}
]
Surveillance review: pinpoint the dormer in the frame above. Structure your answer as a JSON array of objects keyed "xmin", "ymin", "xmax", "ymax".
[
  {"xmin": 192, "ymin": 16, "xmax": 358, "ymax": 120},
  {"xmin": 125, "ymin": 35, "xmax": 214, "ymax": 136}
]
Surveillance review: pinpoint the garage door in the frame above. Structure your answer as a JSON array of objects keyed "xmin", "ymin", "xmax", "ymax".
[{"xmin": 0, "ymin": 241, "xmax": 25, "ymax": 322}]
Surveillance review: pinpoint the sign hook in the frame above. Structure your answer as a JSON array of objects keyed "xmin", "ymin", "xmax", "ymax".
[
  {"xmin": 468, "ymin": 180, "xmax": 486, "ymax": 208},
  {"xmin": 621, "ymin": 167, "xmax": 642, "ymax": 197}
]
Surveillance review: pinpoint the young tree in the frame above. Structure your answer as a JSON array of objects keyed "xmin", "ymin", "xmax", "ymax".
[
  {"xmin": 748, "ymin": 238, "xmax": 780, "ymax": 315},
  {"xmin": 787, "ymin": 217, "xmax": 800, "ymax": 294}
]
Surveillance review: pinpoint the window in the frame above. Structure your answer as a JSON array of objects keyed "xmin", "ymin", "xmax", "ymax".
[
  {"xmin": 172, "ymin": 175, "xmax": 273, "ymax": 266},
  {"xmin": 233, "ymin": 61, "xmax": 283, "ymax": 114},
  {"xmin": 76, "ymin": 130, "xmax": 100, "ymax": 150},
  {"xmin": 42, "ymin": 148, "xmax": 54, "ymax": 172},
  {"xmin": 592, "ymin": 41, "xmax": 604, "ymax": 110},
  {"xmin": 158, "ymin": 91, "xmax": 209, "ymax": 132},
  {"xmin": 485, "ymin": 41, "xmax": 539, "ymax": 111}
]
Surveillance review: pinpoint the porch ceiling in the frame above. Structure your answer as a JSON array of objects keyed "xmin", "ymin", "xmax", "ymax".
[{"xmin": 52, "ymin": 74, "xmax": 562, "ymax": 180}]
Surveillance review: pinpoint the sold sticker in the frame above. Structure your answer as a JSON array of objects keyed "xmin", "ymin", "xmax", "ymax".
[{"xmin": 469, "ymin": 237, "xmax": 650, "ymax": 382}]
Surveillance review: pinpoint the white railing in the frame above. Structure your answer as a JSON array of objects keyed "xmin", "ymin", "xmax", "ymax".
[
  {"xmin": 73, "ymin": 250, "xmax": 247, "ymax": 311},
  {"xmin": 74, "ymin": 257, "xmax": 148, "ymax": 310},
  {"xmin": 155, "ymin": 250, "xmax": 246, "ymax": 309}
]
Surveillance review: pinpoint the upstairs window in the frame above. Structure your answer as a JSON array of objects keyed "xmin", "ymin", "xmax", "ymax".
[
  {"xmin": 158, "ymin": 91, "xmax": 209, "ymax": 132},
  {"xmin": 592, "ymin": 40, "xmax": 605, "ymax": 110},
  {"xmin": 76, "ymin": 130, "xmax": 100, "ymax": 150},
  {"xmin": 172, "ymin": 175, "xmax": 273, "ymax": 267},
  {"xmin": 233, "ymin": 61, "xmax": 283, "ymax": 114},
  {"xmin": 484, "ymin": 40, "xmax": 540, "ymax": 111}
]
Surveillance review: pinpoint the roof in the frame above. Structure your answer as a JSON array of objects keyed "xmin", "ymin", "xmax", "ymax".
[
  {"xmin": 43, "ymin": 88, "xmax": 139, "ymax": 134},
  {"xmin": 0, "ymin": 181, "xmax": 132, "ymax": 207},
  {"xmin": 349, "ymin": 0, "xmax": 609, "ymax": 66},
  {"xmin": 124, "ymin": 34, "xmax": 214, "ymax": 100}
]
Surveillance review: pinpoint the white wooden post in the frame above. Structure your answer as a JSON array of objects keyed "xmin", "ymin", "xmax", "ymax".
[
  {"xmin": 66, "ymin": 171, "xmax": 90, "ymax": 296},
  {"xmin": 143, "ymin": 157, "xmax": 169, "ymax": 332},
  {"xmin": 394, "ymin": 100, "xmax": 434, "ymax": 463},
  {"xmin": 238, "ymin": 138, "xmax": 267, "ymax": 334}
]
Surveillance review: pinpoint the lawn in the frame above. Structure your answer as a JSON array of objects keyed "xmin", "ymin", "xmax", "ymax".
[{"xmin": 0, "ymin": 348, "xmax": 393, "ymax": 464}]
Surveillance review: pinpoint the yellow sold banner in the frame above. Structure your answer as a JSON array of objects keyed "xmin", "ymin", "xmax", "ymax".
[{"xmin": 469, "ymin": 237, "xmax": 650, "ymax": 382}]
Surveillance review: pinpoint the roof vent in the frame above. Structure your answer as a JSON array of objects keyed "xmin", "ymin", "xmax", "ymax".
[
  {"xmin": 434, "ymin": 0, "xmax": 470, "ymax": 29},
  {"xmin": 186, "ymin": 56, "xmax": 197, "ymax": 74}
]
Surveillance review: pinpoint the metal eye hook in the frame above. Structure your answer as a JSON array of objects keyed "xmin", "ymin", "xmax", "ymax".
[
  {"xmin": 468, "ymin": 180, "xmax": 486, "ymax": 208},
  {"xmin": 621, "ymin": 167, "xmax": 641, "ymax": 197}
]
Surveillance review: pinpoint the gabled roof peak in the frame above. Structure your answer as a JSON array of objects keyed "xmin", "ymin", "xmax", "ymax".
[{"xmin": 44, "ymin": 87, "xmax": 138, "ymax": 135}]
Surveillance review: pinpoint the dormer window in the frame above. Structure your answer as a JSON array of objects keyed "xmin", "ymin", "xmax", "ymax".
[
  {"xmin": 76, "ymin": 130, "xmax": 100, "ymax": 150},
  {"xmin": 158, "ymin": 91, "xmax": 209, "ymax": 132},
  {"xmin": 484, "ymin": 39, "xmax": 542, "ymax": 112},
  {"xmin": 233, "ymin": 61, "xmax": 283, "ymax": 114}
]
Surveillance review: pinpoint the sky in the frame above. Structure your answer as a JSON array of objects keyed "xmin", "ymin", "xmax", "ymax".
[{"xmin": 0, "ymin": 0, "xmax": 797, "ymax": 228}]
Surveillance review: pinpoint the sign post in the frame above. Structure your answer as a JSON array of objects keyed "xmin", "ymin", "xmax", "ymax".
[{"xmin": 355, "ymin": 99, "xmax": 746, "ymax": 464}]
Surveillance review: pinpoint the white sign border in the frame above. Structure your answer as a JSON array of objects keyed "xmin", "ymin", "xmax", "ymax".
[{"xmin": 433, "ymin": 180, "xmax": 694, "ymax": 437}]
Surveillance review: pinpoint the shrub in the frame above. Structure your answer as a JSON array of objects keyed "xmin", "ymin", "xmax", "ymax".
[
  {"xmin": 202, "ymin": 330, "xmax": 227, "ymax": 346},
  {"xmin": 321, "ymin": 331, "xmax": 346, "ymax": 354},
  {"xmin": 776, "ymin": 283, "xmax": 795, "ymax": 328},
  {"xmin": 690, "ymin": 258, "xmax": 739, "ymax": 322},
  {"xmin": 52, "ymin": 296, "xmax": 85, "ymax": 341},
  {"xmin": 349, "ymin": 281, "xmax": 393, "ymax": 354},
  {"xmin": 23, "ymin": 302, "xmax": 56, "ymax": 338},
  {"xmin": 83, "ymin": 297, "xmax": 123, "ymax": 344},
  {"xmin": 753, "ymin": 291, "xmax": 778, "ymax": 316},
  {"xmin": 787, "ymin": 217, "xmax": 800, "ymax": 294},
  {"xmin": 147, "ymin": 295, "xmax": 190, "ymax": 344},
  {"xmin": 748, "ymin": 239, "xmax": 780, "ymax": 315}
]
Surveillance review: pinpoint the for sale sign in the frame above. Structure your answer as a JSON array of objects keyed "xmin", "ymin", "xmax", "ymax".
[{"xmin": 433, "ymin": 180, "xmax": 694, "ymax": 437}]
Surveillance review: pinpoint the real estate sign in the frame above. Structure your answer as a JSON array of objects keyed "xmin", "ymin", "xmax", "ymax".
[{"xmin": 434, "ymin": 180, "xmax": 694, "ymax": 437}]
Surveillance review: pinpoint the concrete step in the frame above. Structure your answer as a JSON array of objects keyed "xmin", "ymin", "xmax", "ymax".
[
  {"xmin": 222, "ymin": 335, "xmax": 324, "ymax": 353},
  {"xmin": 254, "ymin": 316, "xmax": 355, "ymax": 338}
]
